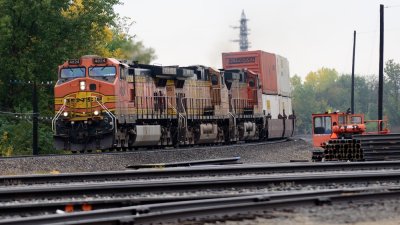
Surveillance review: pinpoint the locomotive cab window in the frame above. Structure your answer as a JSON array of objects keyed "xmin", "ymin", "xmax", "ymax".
[
  {"xmin": 196, "ymin": 71, "xmax": 201, "ymax": 80},
  {"xmin": 240, "ymin": 73, "xmax": 244, "ymax": 82},
  {"xmin": 211, "ymin": 74, "xmax": 218, "ymax": 85},
  {"xmin": 313, "ymin": 116, "xmax": 332, "ymax": 134},
  {"xmin": 197, "ymin": 69, "xmax": 210, "ymax": 81},
  {"xmin": 248, "ymin": 79, "xmax": 255, "ymax": 88},
  {"xmin": 89, "ymin": 66, "xmax": 116, "ymax": 77},
  {"xmin": 120, "ymin": 67, "xmax": 127, "ymax": 80},
  {"xmin": 60, "ymin": 67, "xmax": 85, "ymax": 79},
  {"xmin": 204, "ymin": 69, "xmax": 210, "ymax": 81}
]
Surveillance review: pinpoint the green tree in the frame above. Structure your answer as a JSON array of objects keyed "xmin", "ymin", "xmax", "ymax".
[
  {"xmin": 291, "ymin": 74, "xmax": 329, "ymax": 134},
  {"xmin": 0, "ymin": 0, "xmax": 121, "ymax": 111},
  {"xmin": 384, "ymin": 60, "xmax": 400, "ymax": 126},
  {"xmin": 291, "ymin": 61, "xmax": 400, "ymax": 134},
  {"xmin": 292, "ymin": 68, "xmax": 379, "ymax": 134},
  {"xmin": 0, "ymin": 0, "xmax": 156, "ymax": 155}
]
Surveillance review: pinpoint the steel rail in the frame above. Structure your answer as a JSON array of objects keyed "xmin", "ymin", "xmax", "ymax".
[
  {"xmin": 1, "ymin": 170, "xmax": 400, "ymax": 204},
  {"xmin": 2, "ymin": 187, "xmax": 400, "ymax": 225},
  {"xmin": 2, "ymin": 185, "xmax": 397, "ymax": 218},
  {"xmin": 2, "ymin": 161, "xmax": 400, "ymax": 186},
  {"xmin": 0, "ymin": 194, "xmax": 252, "ymax": 217},
  {"xmin": 0, "ymin": 137, "xmax": 290, "ymax": 159},
  {"xmin": 126, "ymin": 157, "xmax": 242, "ymax": 169},
  {"xmin": 353, "ymin": 133, "xmax": 400, "ymax": 140}
]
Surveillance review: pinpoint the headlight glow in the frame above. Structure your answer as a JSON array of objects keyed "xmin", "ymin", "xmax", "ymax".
[
  {"xmin": 94, "ymin": 110, "xmax": 99, "ymax": 116},
  {"xmin": 80, "ymin": 81, "xmax": 86, "ymax": 91},
  {"xmin": 63, "ymin": 112, "xmax": 68, "ymax": 117}
]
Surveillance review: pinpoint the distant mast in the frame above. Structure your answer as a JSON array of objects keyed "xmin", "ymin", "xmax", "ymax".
[{"xmin": 232, "ymin": 10, "xmax": 250, "ymax": 52}]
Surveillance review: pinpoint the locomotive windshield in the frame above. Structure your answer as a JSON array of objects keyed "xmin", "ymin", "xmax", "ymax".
[
  {"xmin": 60, "ymin": 67, "xmax": 85, "ymax": 78},
  {"xmin": 89, "ymin": 66, "xmax": 116, "ymax": 77}
]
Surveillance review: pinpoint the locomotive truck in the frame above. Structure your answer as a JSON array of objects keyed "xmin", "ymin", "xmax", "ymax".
[{"xmin": 53, "ymin": 51, "xmax": 294, "ymax": 152}]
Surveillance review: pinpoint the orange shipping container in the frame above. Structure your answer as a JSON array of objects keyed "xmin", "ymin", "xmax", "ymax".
[{"xmin": 222, "ymin": 50, "xmax": 278, "ymax": 95}]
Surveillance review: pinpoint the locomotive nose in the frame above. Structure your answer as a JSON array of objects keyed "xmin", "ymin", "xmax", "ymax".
[{"xmin": 62, "ymin": 90, "xmax": 103, "ymax": 119}]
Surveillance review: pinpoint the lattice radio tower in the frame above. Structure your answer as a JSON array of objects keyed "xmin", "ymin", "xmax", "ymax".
[{"xmin": 232, "ymin": 10, "xmax": 250, "ymax": 51}]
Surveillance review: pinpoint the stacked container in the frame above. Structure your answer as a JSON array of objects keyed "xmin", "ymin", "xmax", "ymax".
[{"xmin": 222, "ymin": 50, "xmax": 292, "ymax": 119}]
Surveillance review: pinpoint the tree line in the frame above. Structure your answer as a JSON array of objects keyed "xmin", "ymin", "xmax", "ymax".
[
  {"xmin": 291, "ymin": 60, "xmax": 400, "ymax": 134},
  {"xmin": 0, "ymin": 0, "xmax": 156, "ymax": 156}
]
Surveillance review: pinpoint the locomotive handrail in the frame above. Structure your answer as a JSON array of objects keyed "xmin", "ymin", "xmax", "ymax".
[
  {"xmin": 180, "ymin": 98, "xmax": 194, "ymax": 129},
  {"xmin": 63, "ymin": 96, "xmax": 78, "ymax": 109},
  {"xmin": 62, "ymin": 95, "xmax": 101, "ymax": 110},
  {"xmin": 230, "ymin": 98, "xmax": 246, "ymax": 114},
  {"xmin": 181, "ymin": 97, "xmax": 212, "ymax": 117},
  {"xmin": 165, "ymin": 101, "xmax": 186, "ymax": 128},
  {"xmin": 136, "ymin": 96, "xmax": 177, "ymax": 118},
  {"xmin": 230, "ymin": 98, "xmax": 235, "ymax": 114},
  {"xmin": 152, "ymin": 96, "xmax": 167, "ymax": 116},
  {"xmin": 95, "ymin": 98, "xmax": 117, "ymax": 134},
  {"xmin": 167, "ymin": 102, "xmax": 177, "ymax": 112},
  {"xmin": 228, "ymin": 112, "xmax": 237, "ymax": 140},
  {"xmin": 173, "ymin": 98, "xmax": 186, "ymax": 128},
  {"xmin": 179, "ymin": 97, "xmax": 187, "ymax": 115},
  {"xmin": 166, "ymin": 101, "xmax": 187, "ymax": 138},
  {"xmin": 167, "ymin": 103, "xmax": 184, "ymax": 118},
  {"xmin": 228, "ymin": 112, "xmax": 237, "ymax": 123},
  {"xmin": 52, "ymin": 99, "xmax": 67, "ymax": 133},
  {"xmin": 87, "ymin": 96, "xmax": 101, "ymax": 110},
  {"xmin": 231, "ymin": 98, "xmax": 254, "ymax": 115}
]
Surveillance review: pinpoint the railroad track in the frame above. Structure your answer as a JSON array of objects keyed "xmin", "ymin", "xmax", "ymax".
[
  {"xmin": 1, "ymin": 169, "xmax": 400, "ymax": 217},
  {"xmin": 0, "ymin": 138, "xmax": 290, "ymax": 159},
  {"xmin": 2, "ymin": 160, "xmax": 400, "ymax": 223},
  {"xmin": 2, "ymin": 161, "xmax": 400, "ymax": 187},
  {"xmin": 2, "ymin": 186, "xmax": 400, "ymax": 225}
]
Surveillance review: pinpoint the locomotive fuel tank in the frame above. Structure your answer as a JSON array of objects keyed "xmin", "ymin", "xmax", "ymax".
[{"xmin": 130, "ymin": 125, "xmax": 162, "ymax": 146}]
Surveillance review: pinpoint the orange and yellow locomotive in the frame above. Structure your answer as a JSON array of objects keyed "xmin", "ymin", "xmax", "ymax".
[{"xmin": 53, "ymin": 54, "xmax": 295, "ymax": 152}]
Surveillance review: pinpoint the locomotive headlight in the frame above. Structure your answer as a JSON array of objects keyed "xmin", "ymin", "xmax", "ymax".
[
  {"xmin": 93, "ymin": 110, "xmax": 99, "ymax": 116},
  {"xmin": 80, "ymin": 81, "xmax": 86, "ymax": 91},
  {"xmin": 63, "ymin": 111, "xmax": 68, "ymax": 117}
]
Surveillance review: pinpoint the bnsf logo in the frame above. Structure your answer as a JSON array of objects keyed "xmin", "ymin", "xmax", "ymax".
[
  {"xmin": 228, "ymin": 57, "xmax": 256, "ymax": 64},
  {"xmin": 66, "ymin": 97, "xmax": 101, "ymax": 103}
]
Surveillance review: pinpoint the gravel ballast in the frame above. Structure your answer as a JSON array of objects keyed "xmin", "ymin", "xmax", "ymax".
[
  {"xmin": 2, "ymin": 137, "xmax": 400, "ymax": 224},
  {"xmin": 0, "ymin": 138, "xmax": 312, "ymax": 175},
  {"xmin": 205, "ymin": 198, "xmax": 400, "ymax": 225}
]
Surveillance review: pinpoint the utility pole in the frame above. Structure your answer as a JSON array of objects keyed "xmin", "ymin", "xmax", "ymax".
[
  {"xmin": 32, "ymin": 80, "xmax": 39, "ymax": 155},
  {"xmin": 351, "ymin": 30, "xmax": 356, "ymax": 114},
  {"xmin": 378, "ymin": 4, "xmax": 384, "ymax": 128}
]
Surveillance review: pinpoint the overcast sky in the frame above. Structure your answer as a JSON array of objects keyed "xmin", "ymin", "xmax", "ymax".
[{"xmin": 115, "ymin": 0, "xmax": 400, "ymax": 79}]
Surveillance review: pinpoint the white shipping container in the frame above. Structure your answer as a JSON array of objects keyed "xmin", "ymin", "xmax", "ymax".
[
  {"xmin": 276, "ymin": 55, "xmax": 291, "ymax": 97},
  {"xmin": 262, "ymin": 94, "xmax": 293, "ymax": 119},
  {"xmin": 281, "ymin": 96, "xmax": 293, "ymax": 116},
  {"xmin": 262, "ymin": 94, "xmax": 279, "ymax": 119}
]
